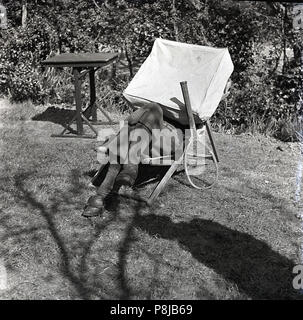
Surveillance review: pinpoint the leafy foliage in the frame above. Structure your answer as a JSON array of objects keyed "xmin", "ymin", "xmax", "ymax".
[{"xmin": 0, "ymin": 0, "xmax": 301, "ymax": 140}]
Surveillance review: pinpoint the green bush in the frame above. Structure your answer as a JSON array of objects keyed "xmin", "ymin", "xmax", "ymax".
[
  {"xmin": 0, "ymin": 0, "xmax": 301, "ymax": 141},
  {"xmin": 0, "ymin": 14, "xmax": 58, "ymax": 102}
]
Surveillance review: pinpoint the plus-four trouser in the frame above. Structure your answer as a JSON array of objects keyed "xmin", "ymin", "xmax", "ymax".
[{"xmin": 82, "ymin": 104, "xmax": 163, "ymax": 217}]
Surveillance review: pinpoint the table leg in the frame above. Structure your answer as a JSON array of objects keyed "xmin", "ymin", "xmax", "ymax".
[
  {"xmin": 73, "ymin": 67, "xmax": 83, "ymax": 135},
  {"xmin": 89, "ymin": 68, "xmax": 97, "ymax": 122}
]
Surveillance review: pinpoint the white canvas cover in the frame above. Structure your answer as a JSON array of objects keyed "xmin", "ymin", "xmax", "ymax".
[{"xmin": 123, "ymin": 38, "xmax": 234, "ymax": 125}]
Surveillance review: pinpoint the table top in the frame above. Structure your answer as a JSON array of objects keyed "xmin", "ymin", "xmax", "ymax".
[{"xmin": 42, "ymin": 52, "xmax": 119, "ymax": 67}]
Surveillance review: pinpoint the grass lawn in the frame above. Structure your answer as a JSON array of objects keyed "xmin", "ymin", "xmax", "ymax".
[{"xmin": 0, "ymin": 98, "xmax": 302, "ymax": 300}]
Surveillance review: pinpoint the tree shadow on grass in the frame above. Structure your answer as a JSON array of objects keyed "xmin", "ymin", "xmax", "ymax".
[
  {"xmin": 82, "ymin": 165, "xmax": 184, "ymax": 299},
  {"xmin": 76, "ymin": 162, "xmax": 301, "ymax": 299},
  {"xmin": 115, "ymin": 199, "xmax": 140, "ymax": 299},
  {"xmin": 134, "ymin": 213, "xmax": 300, "ymax": 299},
  {"xmin": 3, "ymin": 163, "xmax": 299, "ymax": 300},
  {"xmin": 8, "ymin": 170, "xmax": 121, "ymax": 299},
  {"xmin": 1, "ymin": 165, "xmax": 171, "ymax": 299}
]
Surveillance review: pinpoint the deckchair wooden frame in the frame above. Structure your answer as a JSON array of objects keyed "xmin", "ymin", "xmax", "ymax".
[{"xmin": 143, "ymin": 81, "xmax": 219, "ymax": 205}]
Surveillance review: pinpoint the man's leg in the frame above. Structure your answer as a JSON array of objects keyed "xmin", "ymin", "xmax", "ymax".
[
  {"xmin": 82, "ymin": 164, "xmax": 121, "ymax": 217},
  {"xmin": 115, "ymin": 124, "xmax": 150, "ymax": 187},
  {"xmin": 115, "ymin": 103, "xmax": 163, "ymax": 187}
]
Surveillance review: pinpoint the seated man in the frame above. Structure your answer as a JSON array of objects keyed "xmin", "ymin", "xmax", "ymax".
[{"xmin": 82, "ymin": 103, "xmax": 183, "ymax": 217}]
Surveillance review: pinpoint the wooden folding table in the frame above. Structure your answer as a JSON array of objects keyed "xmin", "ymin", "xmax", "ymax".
[{"xmin": 42, "ymin": 52, "xmax": 119, "ymax": 138}]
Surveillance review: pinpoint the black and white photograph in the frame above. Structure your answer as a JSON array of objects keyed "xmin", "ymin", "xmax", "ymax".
[{"xmin": 0, "ymin": 0, "xmax": 302, "ymax": 303}]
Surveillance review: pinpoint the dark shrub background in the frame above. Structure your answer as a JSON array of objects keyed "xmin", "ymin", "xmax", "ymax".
[{"xmin": 0, "ymin": 0, "xmax": 301, "ymax": 140}]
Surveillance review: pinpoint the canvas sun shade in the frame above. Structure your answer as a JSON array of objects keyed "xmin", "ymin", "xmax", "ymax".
[{"xmin": 123, "ymin": 38, "xmax": 234, "ymax": 125}]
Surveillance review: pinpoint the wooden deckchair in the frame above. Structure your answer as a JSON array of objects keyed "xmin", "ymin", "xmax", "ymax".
[
  {"xmin": 92, "ymin": 38, "xmax": 234, "ymax": 205},
  {"xmin": 140, "ymin": 80, "xmax": 228, "ymax": 205},
  {"xmin": 91, "ymin": 79, "xmax": 230, "ymax": 205}
]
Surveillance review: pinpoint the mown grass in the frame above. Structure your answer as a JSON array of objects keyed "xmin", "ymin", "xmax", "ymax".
[{"xmin": 0, "ymin": 98, "xmax": 302, "ymax": 300}]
